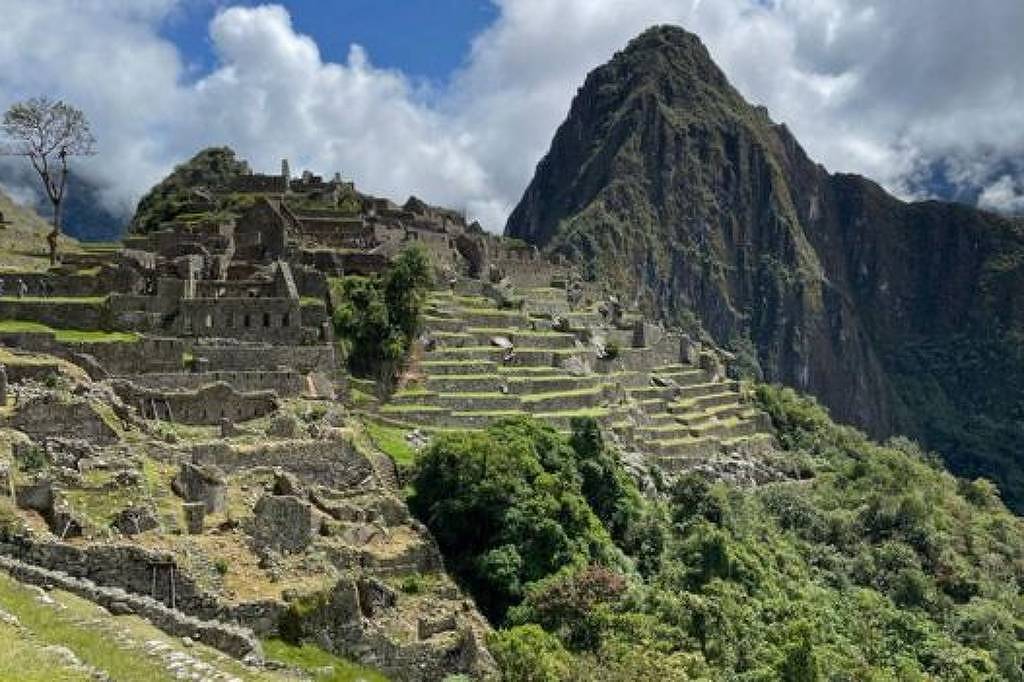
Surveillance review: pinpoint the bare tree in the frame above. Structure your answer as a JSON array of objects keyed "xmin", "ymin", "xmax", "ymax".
[{"xmin": 1, "ymin": 97, "xmax": 96, "ymax": 264}]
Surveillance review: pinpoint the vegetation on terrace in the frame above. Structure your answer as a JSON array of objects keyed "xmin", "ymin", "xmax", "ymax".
[
  {"xmin": 408, "ymin": 390, "xmax": 1024, "ymax": 680},
  {"xmin": 0, "ymin": 320, "xmax": 138, "ymax": 343}
]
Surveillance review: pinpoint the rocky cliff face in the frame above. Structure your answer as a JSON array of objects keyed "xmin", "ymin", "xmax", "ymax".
[{"xmin": 506, "ymin": 26, "xmax": 1024, "ymax": 507}]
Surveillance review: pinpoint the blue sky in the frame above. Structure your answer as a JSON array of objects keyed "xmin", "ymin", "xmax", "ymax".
[
  {"xmin": 162, "ymin": 1, "xmax": 498, "ymax": 85},
  {"xmin": 1, "ymin": 0, "xmax": 1023, "ymax": 229}
]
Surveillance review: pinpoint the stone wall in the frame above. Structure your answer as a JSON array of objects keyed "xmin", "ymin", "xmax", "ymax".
[
  {"xmin": 0, "ymin": 299, "xmax": 112, "ymax": 331},
  {"xmin": 594, "ymin": 332, "xmax": 684, "ymax": 374},
  {"xmin": 193, "ymin": 343, "xmax": 336, "ymax": 373},
  {"xmin": 112, "ymin": 380, "xmax": 279, "ymax": 425},
  {"xmin": 129, "ymin": 370, "xmax": 305, "ymax": 397},
  {"xmin": 192, "ymin": 437, "xmax": 376, "ymax": 491},
  {"xmin": 5, "ymin": 394, "xmax": 120, "ymax": 444},
  {"xmin": 0, "ymin": 333, "xmax": 186, "ymax": 377},
  {"xmin": 178, "ymin": 297, "xmax": 303, "ymax": 343},
  {"xmin": 0, "ymin": 554, "xmax": 261, "ymax": 661}
]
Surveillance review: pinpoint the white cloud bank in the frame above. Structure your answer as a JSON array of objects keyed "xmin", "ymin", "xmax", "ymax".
[{"xmin": 1, "ymin": 0, "xmax": 1022, "ymax": 232}]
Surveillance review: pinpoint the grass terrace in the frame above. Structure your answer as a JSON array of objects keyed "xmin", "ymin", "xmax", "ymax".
[{"xmin": 0, "ymin": 320, "xmax": 139, "ymax": 343}]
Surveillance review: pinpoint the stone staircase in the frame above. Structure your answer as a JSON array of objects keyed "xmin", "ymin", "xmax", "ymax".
[{"xmin": 373, "ymin": 288, "xmax": 774, "ymax": 474}]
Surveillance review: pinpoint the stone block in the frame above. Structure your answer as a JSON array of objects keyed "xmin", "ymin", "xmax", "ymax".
[
  {"xmin": 252, "ymin": 495, "xmax": 314, "ymax": 553},
  {"xmin": 183, "ymin": 502, "xmax": 205, "ymax": 535},
  {"xmin": 172, "ymin": 462, "xmax": 227, "ymax": 514}
]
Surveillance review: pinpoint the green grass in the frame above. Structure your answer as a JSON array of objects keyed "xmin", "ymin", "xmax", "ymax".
[
  {"xmin": 0, "ymin": 620, "xmax": 93, "ymax": 682},
  {"xmin": 379, "ymin": 404, "xmax": 447, "ymax": 413},
  {"xmin": 0, "ymin": 295, "xmax": 107, "ymax": 304},
  {"xmin": 532, "ymin": 407, "xmax": 612, "ymax": 419},
  {"xmin": 520, "ymin": 386, "xmax": 604, "ymax": 403},
  {"xmin": 0, "ymin": 572, "xmax": 177, "ymax": 681},
  {"xmin": 262, "ymin": 639, "xmax": 389, "ymax": 682},
  {"xmin": 420, "ymin": 359, "xmax": 495, "ymax": 367},
  {"xmin": 300, "ymin": 297, "xmax": 325, "ymax": 307},
  {"xmin": 0, "ymin": 320, "xmax": 138, "ymax": 343},
  {"xmin": 349, "ymin": 388, "xmax": 378, "ymax": 407},
  {"xmin": 466, "ymin": 326, "xmax": 569, "ymax": 337},
  {"xmin": 364, "ymin": 422, "xmax": 417, "ymax": 466}
]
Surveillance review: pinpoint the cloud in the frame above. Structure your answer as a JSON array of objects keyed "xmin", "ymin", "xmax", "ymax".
[
  {"xmin": 979, "ymin": 175, "xmax": 1024, "ymax": 214},
  {"xmin": 0, "ymin": 0, "xmax": 1022, "ymax": 235}
]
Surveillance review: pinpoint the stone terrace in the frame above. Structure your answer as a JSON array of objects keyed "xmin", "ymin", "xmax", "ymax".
[{"xmin": 370, "ymin": 285, "xmax": 774, "ymax": 472}]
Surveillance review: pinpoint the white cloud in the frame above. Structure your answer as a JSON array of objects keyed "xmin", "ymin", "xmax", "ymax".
[
  {"xmin": 1, "ymin": 0, "xmax": 1022, "ymax": 234},
  {"xmin": 979, "ymin": 175, "xmax": 1024, "ymax": 214}
]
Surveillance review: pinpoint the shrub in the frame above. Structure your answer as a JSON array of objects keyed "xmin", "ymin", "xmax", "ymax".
[{"xmin": 488, "ymin": 625, "xmax": 574, "ymax": 682}]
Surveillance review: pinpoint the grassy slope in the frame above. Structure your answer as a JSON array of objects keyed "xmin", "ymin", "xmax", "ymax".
[{"xmin": 0, "ymin": 189, "xmax": 80, "ymax": 272}]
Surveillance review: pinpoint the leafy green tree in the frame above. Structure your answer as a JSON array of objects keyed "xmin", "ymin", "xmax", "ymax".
[
  {"xmin": 409, "ymin": 417, "xmax": 620, "ymax": 620},
  {"xmin": 384, "ymin": 246, "xmax": 432, "ymax": 340},
  {"xmin": 331, "ymin": 247, "xmax": 432, "ymax": 382}
]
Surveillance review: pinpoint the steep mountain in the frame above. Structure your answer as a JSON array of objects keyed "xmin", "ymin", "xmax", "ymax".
[{"xmin": 506, "ymin": 26, "xmax": 1024, "ymax": 508}]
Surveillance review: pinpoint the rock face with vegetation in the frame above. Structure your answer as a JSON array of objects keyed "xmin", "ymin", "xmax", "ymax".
[{"xmin": 506, "ymin": 25, "xmax": 1024, "ymax": 509}]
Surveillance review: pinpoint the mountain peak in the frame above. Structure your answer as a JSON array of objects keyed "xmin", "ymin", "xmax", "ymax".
[
  {"xmin": 611, "ymin": 24, "xmax": 729, "ymax": 91},
  {"xmin": 506, "ymin": 26, "xmax": 1024, "ymax": 511}
]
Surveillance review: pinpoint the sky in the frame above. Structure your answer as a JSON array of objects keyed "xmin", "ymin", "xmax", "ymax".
[{"xmin": 0, "ymin": 0, "xmax": 1022, "ymax": 233}]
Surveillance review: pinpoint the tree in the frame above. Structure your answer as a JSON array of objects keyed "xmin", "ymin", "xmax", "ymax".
[{"xmin": 2, "ymin": 97, "xmax": 96, "ymax": 264}]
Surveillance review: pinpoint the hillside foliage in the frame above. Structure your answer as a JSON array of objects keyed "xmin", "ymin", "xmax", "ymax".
[
  {"xmin": 412, "ymin": 388, "xmax": 1024, "ymax": 680},
  {"xmin": 129, "ymin": 147, "xmax": 249, "ymax": 234}
]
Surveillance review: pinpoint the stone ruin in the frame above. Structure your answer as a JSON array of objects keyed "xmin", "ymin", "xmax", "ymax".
[{"xmin": 0, "ymin": 155, "xmax": 783, "ymax": 679}]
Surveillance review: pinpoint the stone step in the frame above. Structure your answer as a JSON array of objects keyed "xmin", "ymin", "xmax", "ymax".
[
  {"xmin": 505, "ymin": 374, "xmax": 604, "ymax": 395},
  {"xmin": 419, "ymin": 359, "xmax": 497, "ymax": 375},
  {"xmin": 598, "ymin": 371, "xmax": 652, "ymax": 389},
  {"xmin": 672, "ymin": 391, "xmax": 743, "ymax": 413},
  {"xmin": 635, "ymin": 397, "xmax": 668, "ymax": 414},
  {"xmin": 720, "ymin": 432, "xmax": 775, "ymax": 455},
  {"xmin": 428, "ymin": 331, "xmax": 475, "ymax": 347},
  {"xmin": 503, "ymin": 348, "xmax": 595, "ymax": 368},
  {"xmin": 425, "ymin": 346, "xmax": 501, "ymax": 362},
  {"xmin": 635, "ymin": 423, "xmax": 691, "ymax": 440},
  {"xmin": 673, "ymin": 402, "xmax": 751, "ymax": 426},
  {"xmin": 464, "ymin": 326, "xmax": 580, "ymax": 350},
  {"xmin": 531, "ymin": 407, "xmax": 626, "ymax": 431},
  {"xmin": 450, "ymin": 295, "xmax": 498, "ymax": 309},
  {"xmin": 675, "ymin": 381, "xmax": 740, "ymax": 401},
  {"xmin": 626, "ymin": 385, "xmax": 677, "ymax": 402},
  {"xmin": 641, "ymin": 412, "xmax": 679, "ymax": 427},
  {"xmin": 522, "ymin": 386, "xmax": 607, "ymax": 412},
  {"xmin": 687, "ymin": 416, "xmax": 762, "ymax": 440},
  {"xmin": 422, "ymin": 315, "xmax": 464, "ymax": 333},
  {"xmin": 376, "ymin": 404, "xmax": 451, "ymax": 423},
  {"xmin": 651, "ymin": 368, "xmax": 709, "ymax": 387},
  {"xmin": 497, "ymin": 365, "xmax": 566, "ymax": 378},
  {"xmin": 433, "ymin": 392, "xmax": 523, "ymax": 411},
  {"xmin": 459, "ymin": 309, "xmax": 531, "ymax": 328},
  {"xmin": 425, "ymin": 374, "xmax": 504, "ymax": 393},
  {"xmin": 648, "ymin": 436, "xmax": 721, "ymax": 461},
  {"xmin": 388, "ymin": 389, "xmax": 440, "ymax": 405}
]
